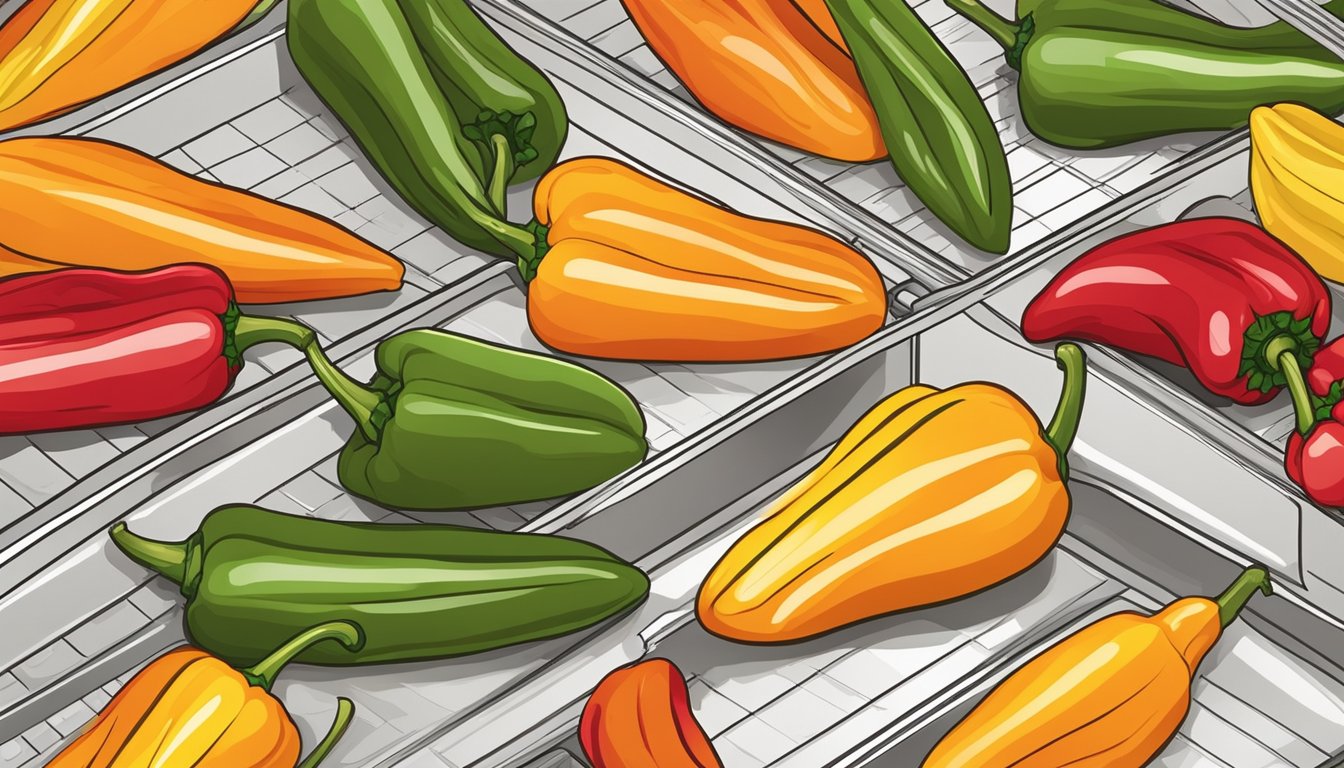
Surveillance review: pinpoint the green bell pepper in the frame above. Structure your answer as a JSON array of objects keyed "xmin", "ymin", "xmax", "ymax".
[
  {"xmin": 947, "ymin": 0, "xmax": 1344, "ymax": 149},
  {"xmin": 305, "ymin": 329, "xmax": 647, "ymax": 510},
  {"xmin": 824, "ymin": 0, "xmax": 1013, "ymax": 254},
  {"xmin": 110, "ymin": 505, "xmax": 651, "ymax": 666}
]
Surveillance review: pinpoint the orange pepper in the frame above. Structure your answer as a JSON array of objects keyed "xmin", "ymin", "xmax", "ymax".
[
  {"xmin": 529, "ymin": 156, "xmax": 887, "ymax": 362},
  {"xmin": 580, "ymin": 658, "xmax": 722, "ymax": 768},
  {"xmin": 0, "ymin": 0, "xmax": 268, "ymax": 132},
  {"xmin": 923, "ymin": 566, "xmax": 1272, "ymax": 767},
  {"xmin": 791, "ymin": 0, "xmax": 848, "ymax": 52},
  {"xmin": 617, "ymin": 0, "xmax": 883, "ymax": 161},
  {"xmin": 0, "ymin": 137, "xmax": 403, "ymax": 304}
]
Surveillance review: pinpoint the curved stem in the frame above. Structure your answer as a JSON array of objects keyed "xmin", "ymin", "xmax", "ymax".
[
  {"xmin": 233, "ymin": 314, "xmax": 315, "ymax": 352},
  {"xmin": 1215, "ymin": 566, "xmax": 1272, "ymax": 629},
  {"xmin": 1044, "ymin": 343, "xmax": 1087, "ymax": 480},
  {"xmin": 303, "ymin": 343, "xmax": 383, "ymax": 443},
  {"xmin": 109, "ymin": 523, "xmax": 187, "ymax": 585},
  {"xmin": 487, "ymin": 133, "xmax": 514, "ymax": 217},
  {"xmin": 942, "ymin": 0, "xmax": 1019, "ymax": 52},
  {"xmin": 296, "ymin": 697, "xmax": 356, "ymax": 768},
  {"xmin": 242, "ymin": 621, "xmax": 363, "ymax": 691},
  {"xmin": 1267, "ymin": 337, "xmax": 1315, "ymax": 435}
]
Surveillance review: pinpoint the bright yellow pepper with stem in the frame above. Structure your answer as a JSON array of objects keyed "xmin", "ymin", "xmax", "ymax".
[{"xmin": 48, "ymin": 620, "xmax": 362, "ymax": 767}]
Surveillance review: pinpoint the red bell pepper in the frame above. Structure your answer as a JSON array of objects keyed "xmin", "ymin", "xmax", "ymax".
[
  {"xmin": 0, "ymin": 265, "xmax": 314, "ymax": 435},
  {"xmin": 580, "ymin": 658, "xmax": 721, "ymax": 768},
  {"xmin": 1022, "ymin": 218, "xmax": 1329, "ymax": 407},
  {"xmin": 1285, "ymin": 336, "xmax": 1344, "ymax": 506}
]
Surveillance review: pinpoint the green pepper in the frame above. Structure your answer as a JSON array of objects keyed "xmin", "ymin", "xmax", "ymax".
[
  {"xmin": 303, "ymin": 329, "xmax": 647, "ymax": 511},
  {"xmin": 286, "ymin": 0, "xmax": 533, "ymax": 257},
  {"xmin": 947, "ymin": 0, "xmax": 1344, "ymax": 150},
  {"xmin": 823, "ymin": 0, "xmax": 1012, "ymax": 254},
  {"xmin": 399, "ymin": 0, "xmax": 569, "ymax": 212},
  {"xmin": 109, "ymin": 505, "xmax": 651, "ymax": 666}
]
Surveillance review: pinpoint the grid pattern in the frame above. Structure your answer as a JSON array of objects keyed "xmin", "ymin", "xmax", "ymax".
[{"xmin": 523, "ymin": 0, "xmax": 1224, "ymax": 273}]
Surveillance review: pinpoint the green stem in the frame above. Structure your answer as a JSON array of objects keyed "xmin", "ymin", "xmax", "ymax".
[
  {"xmin": 1267, "ymin": 337, "xmax": 1315, "ymax": 435},
  {"xmin": 232, "ymin": 0, "xmax": 282, "ymax": 33},
  {"xmin": 1044, "ymin": 343, "xmax": 1087, "ymax": 481},
  {"xmin": 487, "ymin": 133, "xmax": 514, "ymax": 217},
  {"xmin": 233, "ymin": 314, "xmax": 316, "ymax": 352},
  {"xmin": 1215, "ymin": 566, "xmax": 1272, "ymax": 629},
  {"xmin": 296, "ymin": 698, "xmax": 356, "ymax": 768},
  {"xmin": 108, "ymin": 523, "xmax": 186, "ymax": 585},
  {"xmin": 241, "ymin": 621, "xmax": 363, "ymax": 691},
  {"xmin": 942, "ymin": 0, "xmax": 1020, "ymax": 52},
  {"xmin": 303, "ymin": 342, "xmax": 384, "ymax": 444}
]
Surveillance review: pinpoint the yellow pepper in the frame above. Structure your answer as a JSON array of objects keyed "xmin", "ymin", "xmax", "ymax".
[
  {"xmin": 697, "ymin": 344, "xmax": 1087, "ymax": 643},
  {"xmin": 48, "ymin": 620, "xmax": 362, "ymax": 767},
  {"xmin": 922, "ymin": 566, "xmax": 1272, "ymax": 767}
]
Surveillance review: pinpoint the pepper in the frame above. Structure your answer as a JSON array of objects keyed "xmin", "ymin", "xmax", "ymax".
[
  {"xmin": 0, "ymin": 265, "xmax": 315, "ymax": 435},
  {"xmin": 946, "ymin": 0, "xmax": 1344, "ymax": 149},
  {"xmin": 0, "ymin": 0, "xmax": 270, "ymax": 132},
  {"xmin": 580, "ymin": 658, "xmax": 721, "ymax": 768},
  {"xmin": 527, "ymin": 156, "xmax": 887, "ymax": 361},
  {"xmin": 302, "ymin": 328, "xmax": 647, "ymax": 510},
  {"xmin": 48, "ymin": 620, "xmax": 361, "ymax": 767},
  {"xmin": 1278, "ymin": 336, "xmax": 1344, "ymax": 507},
  {"xmin": 110, "ymin": 505, "xmax": 651, "ymax": 666},
  {"xmin": 0, "ymin": 137, "xmax": 403, "ymax": 303},
  {"xmin": 398, "ymin": 0, "xmax": 568, "ymax": 197},
  {"xmin": 697, "ymin": 343, "xmax": 1086, "ymax": 643},
  {"xmin": 287, "ymin": 0, "xmax": 533, "ymax": 258},
  {"xmin": 824, "ymin": 0, "xmax": 1014, "ymax": 254},
  {"xmin": 1021, "ymin": 218, "xmax": 1330, "ymax": 410},
  {"xmin": 617, "ymin": 0, "xmax": 884, "ymax": 162},
  {"xmin": 922, "ymin": 567, "xmax": 1272, "ymax": 767}
]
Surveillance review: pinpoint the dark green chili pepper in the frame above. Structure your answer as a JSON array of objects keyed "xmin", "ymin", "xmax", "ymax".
[
  {"xmin": 304, "ymin": 329, "xmax": 647, "ymax": 511},
  {"xmin": 110, "ymin": 505, "xmax": 651, "ymax": 666},
  {"xmin": 824, "ymin": 0, "xmax": 1013, "ymax": 254},
  {"xmin": 947, "ymin": 0, "xmax": 1344, "ymax": 150},
  {"xmin": 398, "ymin": 0, "xmax": 569, "ymax": 213}
]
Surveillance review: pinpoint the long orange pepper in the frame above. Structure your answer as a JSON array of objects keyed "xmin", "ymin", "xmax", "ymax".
[
  {"xmin": 528, "ymin": 156, "xmax": 887, "ymax": 362},
  {"xmin": 0, "ymin": 137, "xmax": 403, "ymax": 303},
  {"xmin": 580, "ymin": 658, "xmax": 722, "ymax": 768},
  {"xmin": 923, "ymin": 567, "xmax": 1273, "ymax": 768},
  {"xmin": 617, "ymin": 0, "xmax": 883, "ymax": 161},
  {"xmin": 791, "ymin": 0, "xmax": 848, "ymax": 52}
]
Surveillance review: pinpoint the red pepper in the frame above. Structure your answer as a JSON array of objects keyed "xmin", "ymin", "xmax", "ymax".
[
  {"xmin": 0, "ymin": 265, "xmax": 314, "ymax": 435},
  {"xmin": 580, "ymin": 658, "xmax": 721, "ymax": 768},
  {"xmin": 1022, "ymin": 218, "xmax": 1329, "ymax": 407},
  {"xmin": 1284, "ymin": 336, "xmax": 1344, "ymax": 506}
]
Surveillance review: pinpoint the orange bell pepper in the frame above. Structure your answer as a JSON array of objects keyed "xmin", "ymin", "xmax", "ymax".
[
  {"xmin": 580, "ymin": 658, "xmax": 722, "ymax": 768},
  {"xmin": 0, "ymin": 137, "xmax": 403, "ymax": 303},
  {"xmin": 792, "ymin": 0, "xmax": 847, "ymax": 52},
  {"xmin": 922, "ymin": 566, "xmax": 1272, "ymax": 767},
  {"xmin": 0, "ymin": 0, "xmax": 271, "ymax": 132},
  {"xmin": 50, "ymin": 620, "xmax": 362, "ymax": 767},
  {"xmin": 528, "ymin": 156, "xmax": 887, "ymax": 362},
  {"xmin": 617, "ymin": 0, "xmax": 883, "ymax": 161}
]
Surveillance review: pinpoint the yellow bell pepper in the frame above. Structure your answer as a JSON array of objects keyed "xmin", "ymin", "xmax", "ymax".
[
  {"xmin": 697, "ymin": 344, "xmax": 1087, "ymax": 643},
  {"xmin": 49, "ymin": 620, "xmax": 362, "ymax": 767},
  {"xmin": 922, "ymin": 566, "xmax": 1272, "ymax": 767}
]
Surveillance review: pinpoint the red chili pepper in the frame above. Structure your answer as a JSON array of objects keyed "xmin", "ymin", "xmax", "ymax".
[
  {"xmin": 1022, "ymin": 218, "xmax": 1329, "ymax": 407},
  {"xmin": 580, "ymin": 658, "xmax": 721, "ymax": 768},
  {"xmin": 0, "ymin": 265, "xmax": 314, "ymax": 435}
]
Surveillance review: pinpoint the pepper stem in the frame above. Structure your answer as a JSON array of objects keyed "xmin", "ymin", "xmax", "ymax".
[
  {"xmin": 487, "ymin": 133, "xmax": 514, "ymax": 217},
  {"xmin": 108, "ymin": 523, "xmax": 186, "ymax": 585},
  {"xmin": 303, "ymin": 343, "xmax": 384, "ymax": 444},
  {"xmin": 1215, "ymin": 566, "xmax": 1272, "ymax": 629},
  {"xmin": 1268, "ymin": 338, "xmax": 1316, "ymax": 435},
  {"xmin": 241, "ymin": 621, "xmax": 363, "ymax": 691},
  {"xmin": 296, "ymin": 697, "xmax": 356, "ymax": 768},
  {"xmin": 942, "ymin": 0, "xmax": 1022, "ymax": 57},
  {"xmin": 233, "ymin": 314, "xmax": 316, "ymax": 352},
  {"xmin": 1044, "ymin": 343, "xmax": 1087, "ymax": 480}
]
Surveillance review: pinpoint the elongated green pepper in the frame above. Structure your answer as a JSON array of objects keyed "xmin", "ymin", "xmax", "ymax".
[
  {"xmin": 110, "ymin": 505, "xmax": 651, "ymax": 666},
  {"xmin": 399, "ymin": 0, "xmax": 568, "ymax": 211},
  {"xmin": 824, "ymin": 0, "xmax": 1012, "ymax": 254},
  {"xmin": 948, "ymin": 0, "xmax": 1344, "ymax": 149},
  {"xmin": 305, "ymin": 329, "xmax": 647, "ymax": 510}
]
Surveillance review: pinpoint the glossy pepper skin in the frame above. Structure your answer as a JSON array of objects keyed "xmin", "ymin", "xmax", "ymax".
[
  {"xmin": 529, "ymin": 157, "xmax": 887, "ymax": 362},
  {"xmin": 303, "ymin": 329, "xmax": 647, "ymax": 510},
  {"xmin": 824, "ymin": 0, "xmax": 1013, "ymax": 254},
  {"xmin": 1022, "ymin": 218, "xmax": 1330, "ymax": 407},
  {"xmin": 580, "ymin": 658, "xmax": 721, "ymax": 768},
  {"xmin": 0, "ymin": 265, "xmax": 314, "ymax": 435},
  {"xmin": 0, "ymin": 0, "xmax": 271, "ymax": 132},
  {"xmin": 49, "ymin": 620, "xmax": 362, "ymax": 767},
  {"xmin": 0, "ymin": 137, "xmax": 402, "ymax": 303},
  {"xmin": 398, "ymin": 0, "xmax": 568, "ymax": 195},
  {"xmin": 110, "ymin": 505, "xmax": 651, "ymax": 666},
  {"xmin": 922, "ymin": 567, "xmax": 1272, "ymax": 767},
  {"xmin": 287, "ymin": 0, "xmax": 531, "ymax": 259},
  {"xmin": 698, "ymin": 344, "xmax": 1086, "ymax": 643},
  {"xmin": 1282, "ymin": 337, "xmax": 1344, "ymax": 507},
  {"xmin": 617, "ymin": 0, "xmax": 883, "ymax": 162},
  {"xmin": 946, "ymin": 0, "xmax": 1344, "ymax": 149}
]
